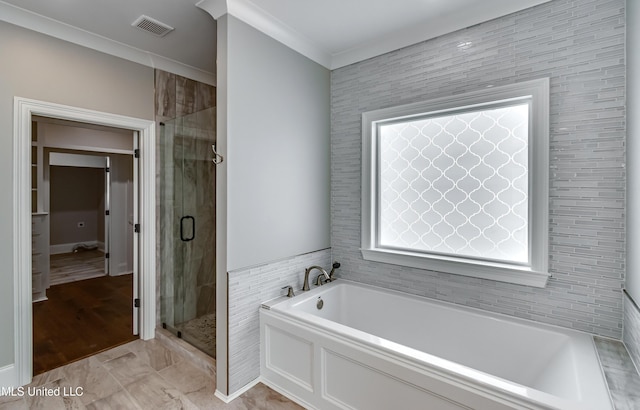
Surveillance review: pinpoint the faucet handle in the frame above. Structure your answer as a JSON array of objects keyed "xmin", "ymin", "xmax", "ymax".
[
  {"xmin": 282, "ymin": 285, "xmax": 295, "ymax": 298},
  {"xmin": 314, "ymin": 274, "xmax": 327, "ymax": 287}
]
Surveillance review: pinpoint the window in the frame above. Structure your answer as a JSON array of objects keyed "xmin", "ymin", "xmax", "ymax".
[{"xmin": 361, "ymin": 79, "xmax": 550, "ymax": 287}]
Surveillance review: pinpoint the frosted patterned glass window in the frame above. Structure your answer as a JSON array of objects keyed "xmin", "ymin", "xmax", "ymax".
[
  {"xmin": 378, "ymin": 103, "xmax": 529, "ymax": 264},
  {"xmin": 361, "ymin": 79, "xmax": 550, "ymax": 287}
]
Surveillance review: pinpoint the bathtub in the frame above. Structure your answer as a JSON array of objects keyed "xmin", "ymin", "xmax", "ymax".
[{"xmin": 260, "ymin": 280, "xmax": 612, "ymax": 410}]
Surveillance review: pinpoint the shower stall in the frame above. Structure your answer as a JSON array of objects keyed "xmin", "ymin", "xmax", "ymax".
[{"xmin": 159, "ymin": 106, "xmax": 216, "ymax": 357}]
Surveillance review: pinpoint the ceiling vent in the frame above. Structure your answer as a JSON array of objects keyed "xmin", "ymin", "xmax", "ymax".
[{"xmin": 132, "ymin": 15, "xmax": 174, "ymax": 37}]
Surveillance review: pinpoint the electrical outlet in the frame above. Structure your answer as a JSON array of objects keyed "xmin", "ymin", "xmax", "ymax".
[{"xmin": 77, "ymin": 222, "xmax": 85, "ymax": 228}]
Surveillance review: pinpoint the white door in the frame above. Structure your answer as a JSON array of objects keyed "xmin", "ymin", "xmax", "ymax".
[
  {"xmin": 104, "ymin": 156, "xmax": 111, "ymax": 275},
  {"xmin": 132, "ymin": 132, "xmax": 140, "ymax": 335}
]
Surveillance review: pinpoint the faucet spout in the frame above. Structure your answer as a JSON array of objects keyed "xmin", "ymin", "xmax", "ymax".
[{"xmin": 303, "ymin": 265, "xmax": 330, "ymax": 291}]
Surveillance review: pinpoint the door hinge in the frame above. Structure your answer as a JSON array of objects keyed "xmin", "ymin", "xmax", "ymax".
[
  {"xmin": 134, "ymin": 149, "xmax": 140, "ymax": 158},
  {"xmin": 105, "ymin": 167, "xmax": 110, "ymax": 172},
  {"xmin": 134, "ymin": 224, "xmax": 140, "ymax": 233},
  {"xmin": 105, "ymin": 210, "xmax": 110, "ymax": 216},
  {"xmin": 105, "ymin": 253, "xmax": 110, "ymax": 259},
  {"xmin": 134, "ymin": 298, "xmax": 140, "ymax": 308}
]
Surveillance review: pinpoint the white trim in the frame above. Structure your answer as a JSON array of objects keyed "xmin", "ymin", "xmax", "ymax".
[
  {"xmin": 361, "ymin": 249, "xmax": 549, "ymax": 288},
  {"xmin": 214, "ymin": 15, "xmax": 229, "ymax": 396},
  {"xmin": 0, "ymin": 364, "xmax": 16, "ymax": 389},
  {"xmin": 13, "ymin": 97, "xmax": 156, "ymax": 387},
  {"xmin": 50, "ymin": 241, "xmax": 100, "ymax": 255},
  {"xmin": 110, "ymin": 270, "xmax": 134, "ymax": 277},
  {"xmin": 361, "ymin": 79, "xmax": 550, "ymax": 288},
  {"xmin": 49, "ymin": 152, "xmax": 108, "ymax": 168},
  {"xmin": 214, "ymin": 377, "xmax": 261, "ymax": 403},
  {"xmin": 197, "ymin": 0, "xmax": 330, "ymax": 67},
  {"xmin": 196, "ymin": 0, "xmax": 551, "ymax": 70},
  {"xmin": 45, "ymin": 143, "xmax": 133, "ymax": 156},
  {"xmin": 0, "ymin": 1, "xmax": 215, "ymax": 86}
]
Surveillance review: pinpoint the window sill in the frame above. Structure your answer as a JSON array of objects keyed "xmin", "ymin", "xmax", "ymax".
[{"xmin": 360, "ymin": 248, "xmax": 549, "ymax": 288}]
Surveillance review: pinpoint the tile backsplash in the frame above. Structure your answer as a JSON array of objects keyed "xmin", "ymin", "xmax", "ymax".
[{"xmin": 227, "ymin": 248, "xmax": 331, "ymax": 394}]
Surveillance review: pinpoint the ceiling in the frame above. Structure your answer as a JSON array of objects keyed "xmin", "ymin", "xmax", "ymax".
[{"xmin": 0, "ymin": 0, "xmax": 551, "ymax": 83}]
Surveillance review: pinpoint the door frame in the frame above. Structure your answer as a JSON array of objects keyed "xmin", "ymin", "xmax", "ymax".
[
  {"xmin": 12, "ymin": 97, "xmax": 156, "ymax": 387},
  {"xmin": 105, "ymin": 155, "xmax": 111, "ymax": 275}
]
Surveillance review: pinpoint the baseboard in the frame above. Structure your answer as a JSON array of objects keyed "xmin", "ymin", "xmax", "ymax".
[
  {"xmin": 0, "ymin": 364, "xmax": 16, "ymax": 389},
  {"xmin": 97, "ymin": 241, "xmax": 105, "ymax": 252},
  {"xmin": 50, "ymin": 241, "xmax": 100, "ymax": 255},
  {"xmin": 109, "ymin": 270, "xmax": 133, "ymax": 277},
  {"xmin": 215, "ymin": 377, "xmax": 261, "ymax": 403}
]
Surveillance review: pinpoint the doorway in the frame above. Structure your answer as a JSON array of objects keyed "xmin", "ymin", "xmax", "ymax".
[
  {"xmin": 47, "ymin": 153, "xmax": 109, "ymax": 286},
  {"xmin": 31, "ymin": 140, "xmax": 138, "ymax": 374},
  {"xmin": 12, "ymin": 97, "xmax": 156, "ymax": 387}
]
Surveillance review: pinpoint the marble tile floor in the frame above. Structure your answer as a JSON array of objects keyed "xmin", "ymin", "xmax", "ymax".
[
  {"xmin": 0, "ymin": 339, "xmax": 302, "ymax": 410},
  {"xmin": 594, "ymin": 336, "xmax": 640, "ymax": 410}
]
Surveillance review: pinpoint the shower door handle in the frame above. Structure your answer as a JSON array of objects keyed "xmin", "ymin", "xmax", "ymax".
[{"xmin": 180, "ymin": 216, "xmax": 195, "ymax": 242}]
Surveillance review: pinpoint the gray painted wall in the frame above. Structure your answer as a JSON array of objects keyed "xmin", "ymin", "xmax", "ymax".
[
  {"xmin": 627, "ymin": 0, "xmax": 640, "ymax": 304},
  {"xmin": 225, "ymin": 16, "xmax": 330, "ymax": 272},
  {"xmin": 213, "ymin": 15, "xmax": 330, "ymax": 394},
  {"xmin": 331, "ymin": 0, "xmax": 626, "ymax": 338},
  {"xmin": 0, "ymin": 21, "xmax": 154, "ymax": 367}
]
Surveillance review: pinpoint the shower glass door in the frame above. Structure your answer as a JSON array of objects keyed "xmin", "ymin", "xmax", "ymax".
[{"xmin": 159, "ymin": 106, "xmax": 216, "ymax": 357}]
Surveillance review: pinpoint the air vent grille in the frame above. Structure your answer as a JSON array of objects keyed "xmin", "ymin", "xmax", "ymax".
[{"xmin": 132, "ymin": 15, "xmax": 174, "ymax": 37}]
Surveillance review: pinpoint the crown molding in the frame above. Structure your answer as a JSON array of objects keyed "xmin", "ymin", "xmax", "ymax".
[
  {"xmin": 198, "ymin": 0, "xmax": 552, "ymax": 71},
  {"xmin": 197, "ymin": 0, "xmax": 331, "ymax": 68},
  {"xmin": 0, "ymin": 0, "xmax": 215, "ymax": 85}
]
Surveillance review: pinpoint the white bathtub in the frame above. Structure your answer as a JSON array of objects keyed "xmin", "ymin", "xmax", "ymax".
[{"xmin": 260, "ymin": 280, "xmax": 612, "ymax": 410}]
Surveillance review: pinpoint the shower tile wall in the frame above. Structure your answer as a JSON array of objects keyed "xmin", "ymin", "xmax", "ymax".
[
  {"xmin": 155, "ymin": 69, "xmax": 216, "ymax": 328},
  {"xmin": 227, "ymin": 248, "xmax": 332, "ymax": 394},
  {"xmin": 331, "ymin": 0, "xmax": 626, "ymax": 338},
  {"xmin": 624, "ymin": 294, "xmax": 640, "ymax": 372}
]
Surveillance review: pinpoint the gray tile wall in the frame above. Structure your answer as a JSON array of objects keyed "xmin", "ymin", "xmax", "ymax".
[
  {"xmin": 624, "ymin": 293, "xmax": 640, "ymax": 374},
  {"xmin": 331, "ymin": 0, "xmax": 626, "ymax": 338},
  {"xmin": 227, "ymin": 249, "xmax": 331, "ymax": 394}
]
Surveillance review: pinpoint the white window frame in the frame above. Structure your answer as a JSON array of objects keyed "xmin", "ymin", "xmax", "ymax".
[{"xmin": 361, "ymin": 78, "xmax": 550, "ymax": 288}]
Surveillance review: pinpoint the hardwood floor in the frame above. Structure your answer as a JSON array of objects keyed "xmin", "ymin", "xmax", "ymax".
[
  {"xmin": 49, "ymin": 250, "xmax": 106, "ymax": 286},
  {"xmin": 32, "ymin": 274, "xmax": 137, "ymax": 375}
]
